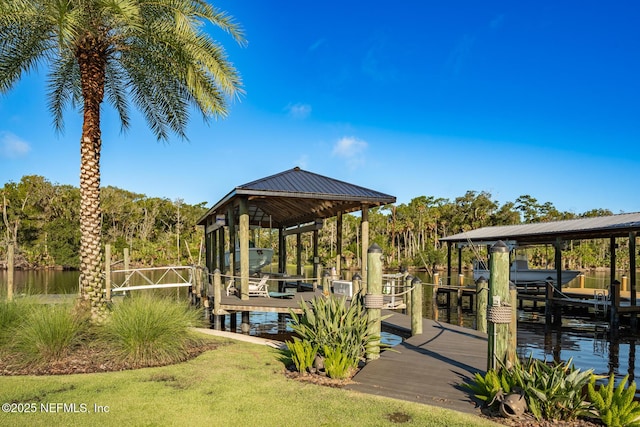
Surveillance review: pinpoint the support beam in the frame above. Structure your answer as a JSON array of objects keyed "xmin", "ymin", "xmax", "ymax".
[
  {"xmin": 239, "ymin": 198, "xmax": 249, "ymax": 300},
  {"xmin": 336, "ymin": 211, "xmax": 343, "ymax": 276},
  {"xmin": 218, "ymin": 226, "xmax": 225, "ymax": 275},
  {"xmin": 296, "ymin": 233, "xmax": 302, "ymax": 276},
  {"xmin": 227, "ymin": 206, "xmax": 236, "ymax": 275},
  {"xmin": 361, "ymin": 205, "xmax": 369, "ymax": 281},
  {"xmin": 630, "ymin": 232, "xmax": 637, "ymax": 330},
  {"xmin": 446, "ymin": 242, "xmax": 452, "ymax": 286}
]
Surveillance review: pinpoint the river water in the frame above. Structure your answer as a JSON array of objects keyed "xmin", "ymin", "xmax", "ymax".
[{"xmin": 1, "ymin": 268, "xmax": 637, "ymax": 382}]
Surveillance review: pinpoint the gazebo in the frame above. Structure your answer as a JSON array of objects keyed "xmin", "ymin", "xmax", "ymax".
[{"xmin": 197, "ymin": 167, "xmax": 396, "ymax": 300}]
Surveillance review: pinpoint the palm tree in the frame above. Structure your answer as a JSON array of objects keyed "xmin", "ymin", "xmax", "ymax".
[{"xmin": 0, "ymin": 0, "xmax": 245, "ymax": 320}]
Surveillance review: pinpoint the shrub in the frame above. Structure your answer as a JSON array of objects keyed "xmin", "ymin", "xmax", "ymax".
[
  {"xmin": 11, "ymin": 303, "xmax": 90, "ymax": 363},
  {"xmin": 285, "ymin": 338, "xmax": 318, "ymax": 374},
  {"xmin": 102, "ymin": 295, "xmax": 204, "ymax": 366},
  {"xmin": 464, "ymin": 356, "xmax": 595, "ymax": 421},
  {"xmin": 588, "ymin": 374, "xmax": 640, "ymax": 426},
  {"xmin": 323, "ymin": 345, "xmax": 355, "ymax": 380},
  {"xmin": 0, "ymin": 299, "xmax": 35, "ymax": 347},
  {"xmin": 288, "ymin": 294, "xmax": 379, "ymax": 368}
]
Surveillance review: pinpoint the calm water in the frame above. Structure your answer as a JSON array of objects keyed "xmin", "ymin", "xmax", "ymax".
[{"xmin": 0, "ymin": 268, "xmax": 636, "ymax": 381}]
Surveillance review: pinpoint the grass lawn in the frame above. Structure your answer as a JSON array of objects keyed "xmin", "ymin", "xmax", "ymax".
[{"xmin": 0, "ymin": 333, "xmax": 499, "ymax": 426}]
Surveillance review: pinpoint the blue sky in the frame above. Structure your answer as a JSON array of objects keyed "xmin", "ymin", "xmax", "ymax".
[{"xmin": 1, "ymin": 1, "xmax": 638, "ymax": 215}]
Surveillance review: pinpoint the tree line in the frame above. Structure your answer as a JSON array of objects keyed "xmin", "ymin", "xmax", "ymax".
[{"xmin": 3, "ymin": 175, "xmax": 630, "ymax": 272}]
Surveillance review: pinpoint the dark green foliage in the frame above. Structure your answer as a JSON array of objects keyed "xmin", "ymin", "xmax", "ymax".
[
  {"xmin": 285, "ymin": 338, "xmax": 317, "ymax": 374},
  {"xmin": 464, "ymin": 356, "xmax": 595, "ymax": 421},
  {"xmin": 286, "ymin": 294, "xmax": 383, "ymax": 378},
  {"xmin": 588, "ymin": 374, "xmax": 640, "ymax": 426}
]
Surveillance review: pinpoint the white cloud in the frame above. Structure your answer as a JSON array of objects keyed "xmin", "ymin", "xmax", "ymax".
[
  {"xmin": 332, "ymin": 136, "xmax": 368, "ymax": 169},
  {"xmin": 286, "ymin": 103, "xmax": 312, "ymax": 119},
  {"xmin": 0, "ymin": 132, "xmax": 31, "ymax": 158}
]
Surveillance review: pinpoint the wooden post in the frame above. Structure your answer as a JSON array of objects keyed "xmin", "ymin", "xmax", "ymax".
[
  {"xmin": 241, "ymin": 311, "xmax": 250, "ymax": 334},
  {"xmin": 610, "ymin": 280, "xmax": 620, "ymax": 334},
  {"xmin": 315, "ymin": 263, "xmax": 321, "ymax": 292},
  {"xmin": 124, "ymin": 248, "xmax": 130, "ymax": 272},
  {"xmin": 213, "ymin": 269, "xmax": 222, "ymax": 330},
  {"xmin": 313, "ymin": 229, "xmax": 319, "ymax": 285},
  {"xmin": 322, "ymin": 270, "xmax": 330, "ymax": 296},
  {"xmin": 7, "ymin": 244, "xmax": 14, "ymax": 301},
  {"xmin": 365, "ymin": 244, "xmax": 383, "ymax": 362},
  {"xmin": 433, "ymin": 272, "xmax": 440, "ymax": 286},
  {"xmin": 432, "ymin": 279, "xmax": 439, "ymax": 321},
  {"xmin": 457, "ymin": 287, "xmax": 463, "ymax": 327},
  {"xmin": 296, "ymin": 233, "xmax": 302, "ymax": 277},
  {"xmin": 458, "ymin": 273, "xmax": 464, "ymax": 287},
  {"xmin": 487, "ymin": 240, "xmax": 511, "ymax": 371},
  {"xmin": 508, "ymin": 283, "xmax": 518, "ymax": 367},
  {"xmin": 336, "ymin": 211, "xmax": 343, "ymax": 277},
  {"xmin": 352, "ymin": 272, "xmax": 362, "ymax": 296},
  {"xmin": 411, "ymin": 277, "xmax": 423, "ymax": 335},
  {"xmin": 361, "ymin": 205, "xmax": 369, "ymax": 281},
  {"xmin": 622, "ymin": 275, "xmax": 628, "ymax": 292},
  {"xmin": 545, "ymin": 279, "xmax": 554, "ymax": 326},
  {"xmin": 476, "ymin": 276, "xmax": 488, "ymax": 333},
  {"xmin": 630, "ymin": 231, "xmax": 637, "ymax": 331},
  {"xmin": 404, "ymin": 272, "xmax": 412, "ymax": 317},
  {"xmin": 239, "ymin": 198, "xmax": 249, "ymax": 300},
  {"xmin": 105, "ymin": 244, "xmax": 111, "ymax": 302},
  {"xmin": 579, "ymin": 273, "xmax": 585, "ymax": 289}
]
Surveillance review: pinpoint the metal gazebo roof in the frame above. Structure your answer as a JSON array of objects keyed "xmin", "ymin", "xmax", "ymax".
[
  {"xmin": 197, "ymin": 167, "xmax": 396, "ymax": 228},
  {"xmin": 440, "ymin": 212, "xmax": 640, "ymax": 247}
]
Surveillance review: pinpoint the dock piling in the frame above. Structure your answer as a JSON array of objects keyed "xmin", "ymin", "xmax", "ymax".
[
  {"xmin": 365, "ymin": 244, "xmax": 383, "ymax": 362},
  {"xmin": 411, "ymin": 277, "xmax": 423, "ymax": 335}
]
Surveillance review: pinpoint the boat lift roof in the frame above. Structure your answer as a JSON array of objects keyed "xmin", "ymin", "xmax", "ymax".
[
  {"xmin": 197, "ymin": 167, "xmax": 396, "ymax": 229},
  {"xmin": 440, "ymin": 212, "xmax": 640, "ymax": 247}
]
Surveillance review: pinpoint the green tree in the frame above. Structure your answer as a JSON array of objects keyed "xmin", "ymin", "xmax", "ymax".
[{"xmin": 1, "ymin": 1, "xmax": 245, "ymax": 319}]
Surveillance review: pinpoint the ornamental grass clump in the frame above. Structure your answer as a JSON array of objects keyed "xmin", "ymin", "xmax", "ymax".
[
  {"xmin": 102, "ymin": 295, "xmax": 205, "ymax": 367},
  {"xmin": 0, "ymin": 298, "xmax": 36, "ymax": 347},
  {"xmin": 10, "ymin": 303, "xmax": 90, "ymax": 364}
]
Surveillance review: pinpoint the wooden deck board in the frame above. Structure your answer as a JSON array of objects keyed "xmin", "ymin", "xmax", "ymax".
[{"xmin": 346, "ymin": 310, "xmax": 487, "ymax": 415}]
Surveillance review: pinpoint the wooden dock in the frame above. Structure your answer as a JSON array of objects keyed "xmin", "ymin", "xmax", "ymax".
[{"xmin": 347, "ymin": 310, "xmax": 487, "ymax": 415}]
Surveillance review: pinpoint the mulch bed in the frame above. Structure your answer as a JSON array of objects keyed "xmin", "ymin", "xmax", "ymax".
[{"xmin": 0, "ymin": 341, "xmax": 220, "ymax": 376}]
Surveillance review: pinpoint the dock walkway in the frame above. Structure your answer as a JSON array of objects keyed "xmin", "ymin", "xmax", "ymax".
[{"xmin": 347, "ymin": 310, "xmax": 487, "ymax": 415}]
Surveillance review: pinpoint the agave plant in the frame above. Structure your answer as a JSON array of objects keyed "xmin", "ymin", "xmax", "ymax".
[
  {"xmin": 464, "ymin": 356, "xmax": 595, "ymax": 421},
  {"xmin": 515, "ymin": 357, "xmax": 594, "ymax": 421}
]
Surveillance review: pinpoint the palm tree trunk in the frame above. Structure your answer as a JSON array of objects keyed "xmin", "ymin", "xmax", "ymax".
[{"xmin": 77, "ymin": 37, "xmax": 107, "ymax": 321}]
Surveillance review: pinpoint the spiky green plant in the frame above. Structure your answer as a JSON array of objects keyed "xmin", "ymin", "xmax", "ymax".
[
  {"xmin": 463, "ymin": 368, "xmax": 516, "ymax": 408},
  {"xmin": 102, "ymin": 295, "xmax": 204, "ymax": 366},
  {"xmin": 323, "ymin": 345, "xmax": 356, "ymax": 380},
  {"xmin": 517, "ymin": 357, "xmax": 594, "ymax": 421},
  {"xmin": 285, "ymin": 337, "xmax": 318, "ymax": 374},
  {"xmin": 588, "ymin": 374, "xmax": 640, "ymax": 426},
  {"xmin": 463, "ymin": 356, "xmax": 595, "ymax": 421},
  {"xmin": 11, "ymin": 303, "xmax": 90, "ymax": 363},
  {"xmin": 288, "ymin": 294, "xmax": 381, "ymax": 367}
]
